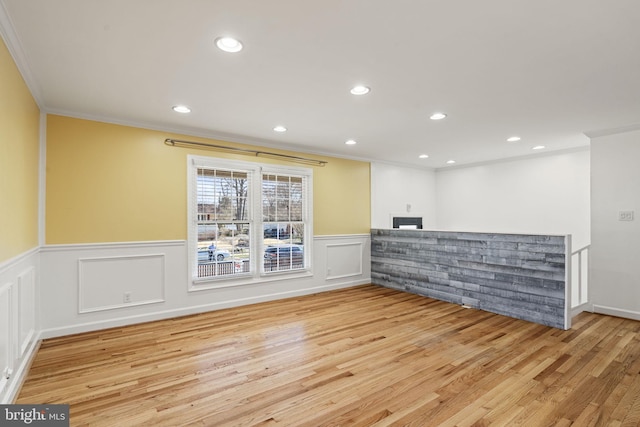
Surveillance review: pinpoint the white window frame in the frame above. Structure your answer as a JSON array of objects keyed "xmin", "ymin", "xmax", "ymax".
[{"xmin": 187, "ymin": 155, "xmax": 313, "ymax": 291}]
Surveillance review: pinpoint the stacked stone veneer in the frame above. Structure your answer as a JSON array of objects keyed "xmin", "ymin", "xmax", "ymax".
[{"xmin": 371, "ymin": 229, "xmax": 569, "ymax": 329}]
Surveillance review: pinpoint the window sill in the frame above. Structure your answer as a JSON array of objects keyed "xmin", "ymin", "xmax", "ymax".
[{"xmin": 189, "ymin": 269, "xmax": 314, "ymax": 292}]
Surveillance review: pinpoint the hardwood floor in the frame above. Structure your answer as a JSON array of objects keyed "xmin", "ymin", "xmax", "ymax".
[{"xmin": 17, "ymin": 285, "xmax": 640, "ymax": 426}]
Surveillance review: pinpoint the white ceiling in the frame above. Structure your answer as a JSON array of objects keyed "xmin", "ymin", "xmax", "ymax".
[{"xmin": 2, "ymin": 0, "xmax": 640, "ymax": 168}]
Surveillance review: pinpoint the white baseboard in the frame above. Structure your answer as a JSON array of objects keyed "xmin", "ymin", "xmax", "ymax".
[
  {"xmin": 1, "ymin": 334, "xmax": 41, "ymax": 404},
  {"xmin": 570, "ymin": 302, "xmax": 593, "ymax": 318},
  {"xmin": 592, "ymin": 305, "xmax": 640, "ymax": 322}
]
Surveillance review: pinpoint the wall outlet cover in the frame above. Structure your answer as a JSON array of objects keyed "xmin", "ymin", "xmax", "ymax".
[{"xmin": 618, "ymin": 211, "xmax": 634, "ymax": 221}]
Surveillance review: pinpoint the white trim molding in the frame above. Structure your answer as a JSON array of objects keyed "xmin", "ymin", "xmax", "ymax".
[
  {"xmin": 0, "ymin": 1, "xmax": 45, "ymax": 108},
  {"xmin": 593, "ymin": 305, "xmax": 640, "ymax": 322},
  {"xmin": 38, "ymin": 113, "xmax": 47, "ymax": 246}
]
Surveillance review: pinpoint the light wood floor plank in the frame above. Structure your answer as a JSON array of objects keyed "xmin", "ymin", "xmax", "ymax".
[{"xmin": 16, "ymin": 284, "xmax": 640, "ymax": 426}]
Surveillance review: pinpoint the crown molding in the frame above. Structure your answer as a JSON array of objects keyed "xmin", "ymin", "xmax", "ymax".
[
  {"xmin": 434, "ymin": 145, "xmax": 590, "ymax": 172},
  {"xmin": 0, "ymin": 0, "xmax": 45, "ymax": 108},
  {"xmin": 584, "ymin": 123, "xmax": 640, "ymax": 139}
]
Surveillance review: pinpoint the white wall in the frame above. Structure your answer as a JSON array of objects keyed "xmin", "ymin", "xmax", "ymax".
[
  {"xmin": 370, "ymin": 162, "xmax": 437, "ymax": 229},
  {"xmin": 590, "ymin": 130, "xmax": 640, "ymax": 320},
  {"xmin": 435, "ymin": 149, "xmax": 591, "ymax": 250}
]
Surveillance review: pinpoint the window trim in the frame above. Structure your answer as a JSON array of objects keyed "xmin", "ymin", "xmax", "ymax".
[{"xmin": 187, "ymin": 155, "xmax": 313, "ymax": 291}]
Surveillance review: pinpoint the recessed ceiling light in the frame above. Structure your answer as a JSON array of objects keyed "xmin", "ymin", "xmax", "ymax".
[
  {"xmin": 430, "ymin": 112, "xmax": 447, "ymax": 120},
  {"xmin": 350, "ymin": 85, "xmax": 370, "ymax": 95},
  {"xmin": 446, "ymin": 160, "xmax": 456, "ymax": 164},
  {"xmin": 172, "ymin": 105, "xmax": 191, "ymax": 113},
  {"xmin": 215, "ymin": 36, "xmax": 243, "ymax": 53},
  {"xmin": 273, "ymin": 125, "xmax": 287, "ymax": 132},
  {"xmin": 345, "ymin": 139, "xmax": 357, "ymax": 145},
  {"xmin": 532, "ymin": 145, "xmax": 546, "ymax": 150},
  {"xmin": 419, "ymin": 154, "xmax": 429, "ymax": 159},
  {"xmin": 507, "ymin": 136, "xmax": 521, "ymax": 142}
]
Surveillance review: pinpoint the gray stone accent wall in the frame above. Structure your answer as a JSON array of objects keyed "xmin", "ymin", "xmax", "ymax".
[{"xmin": 371, "ymin": 229, "xmax": 569, "ymax": 329}]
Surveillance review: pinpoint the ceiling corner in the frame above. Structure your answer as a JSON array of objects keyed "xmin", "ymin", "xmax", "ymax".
[{"xmin": 0, "ymin": 0, "xmax": 46, "ymax": 109}]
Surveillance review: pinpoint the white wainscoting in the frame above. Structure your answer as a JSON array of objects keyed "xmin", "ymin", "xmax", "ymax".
[
  {"xmin": 0, "ymin": 248, "xmax": 39, "ymax": 404},
  {"xmin": 0, "ymin": 282, "xmax": 10, "ymax": 399},
  {"xmin": 17, "ymin": 268, "xmax": 36, "ymax": 358},
  {"xmin": 39, "ymin": 234, "xmax": 371, "ymax": 339}
]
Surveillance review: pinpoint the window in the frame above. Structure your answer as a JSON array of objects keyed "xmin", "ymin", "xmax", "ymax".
[
  {"xmin": 262, "ymin": 173, "xmax": 306, "ymax": 272},
  {"xmin": 194, "ymin": 168, "xmax": 251, "ymax": 278},
  {"xmin": 188, "ymin": 156, "xmax": 312, "ymax": 287}
]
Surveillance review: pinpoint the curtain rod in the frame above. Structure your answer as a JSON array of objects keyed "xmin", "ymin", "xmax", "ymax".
[{"xmin": 164, "ymin": 138, "xmax": 328, "ymax": 167}]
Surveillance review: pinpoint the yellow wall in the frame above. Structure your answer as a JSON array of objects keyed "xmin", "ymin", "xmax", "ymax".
[
  {"xmin": 46, "ymin": 115, "xmax": 370, "ymax": 243},
  {"xmin": 0, "ymin": 37, "xmax": 40, "ymax": 262},
  {"xmin": 313, "ymin": 156, "xmax": 371, "ymax": 235}
]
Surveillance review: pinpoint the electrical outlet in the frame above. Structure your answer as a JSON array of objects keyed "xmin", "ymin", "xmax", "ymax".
[
  {"xmin": 619, "ymin": 210, "xmax": 634, "ymax": 221},
  {"xmin": 123, "ymin": 292, "xmax": 131, "ymax": 303}
]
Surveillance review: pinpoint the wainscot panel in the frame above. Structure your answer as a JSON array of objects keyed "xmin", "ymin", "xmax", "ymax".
[
  {"xmin": 371, "ymin": 229, "xmax": 570, "ymax": 329},
  {"xmin": 0, "ymin": 248, "xmax": 39, "ymax": 404},
  {"xmin": 78, "ymin": 254, "xmax": 165, "ymax": 313}
]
